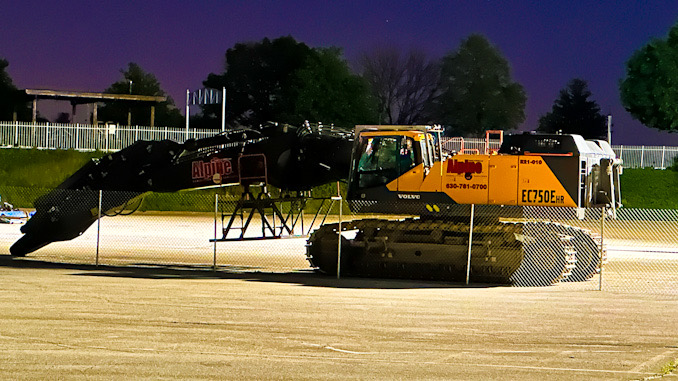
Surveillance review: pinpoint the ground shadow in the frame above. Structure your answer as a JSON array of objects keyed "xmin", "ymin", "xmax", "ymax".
[{"xmin": 0, "ymin": 254, "xmax": 499, "ymax": 290}]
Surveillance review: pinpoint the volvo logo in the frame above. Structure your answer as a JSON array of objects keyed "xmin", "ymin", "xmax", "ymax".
[{"xmin": 397, "ymin": 194, "xmax": 420, "ymax": 200}]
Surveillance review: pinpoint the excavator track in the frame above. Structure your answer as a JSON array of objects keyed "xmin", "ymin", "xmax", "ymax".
[{"xmin": 306, "ymin": 218, "xmax": 604, "ymax": 286}]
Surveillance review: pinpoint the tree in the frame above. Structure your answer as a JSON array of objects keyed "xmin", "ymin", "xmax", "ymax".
[
  {"xmin": 202, "ymin": 36, "xmax": 376, "ymax": 127},
  {"xmin": 0, "ymin": 58, "xmax": 29, "ymax": 121},
  {"xmin": 358, "ymin": 47, "xmax": 439, "ymax": 125},
  {"xmin": 620, "ymin": 22, "xmax": 678, "ymax": 132},
  {"xmin": 98, "ymin": 63, "xmax": 183, "ymax": 127},
  {"xmin": 434, "ymin": 35, "xmax": 526, "ymax": 136},
  {"xmin": 203, "ymin": 36, "xmax": 315, "ymax": 127},
  {"xmin": 537, "ymin": 78, "xmax": 607, "ymax": 139},
  {"xmin": 281, "ymin": 47, "xmax": 377, "ymax": 126}
]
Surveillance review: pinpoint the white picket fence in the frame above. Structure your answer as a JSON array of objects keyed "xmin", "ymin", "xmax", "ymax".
[{"xmin": 1, "ymin": 121, "xmax": 676, "ymax": 169}]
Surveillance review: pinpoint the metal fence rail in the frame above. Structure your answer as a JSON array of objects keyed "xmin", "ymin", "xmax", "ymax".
[
  {"xmin": 440, "ymin": 137, "xmax": 501, "ymax": 154},
  {"xmin": 614, "ymin": 145, "xmax": 678, "ymax": 169},
  {"xmin": 442, "ymin": 138, "xmax": 678, "ymax": 169},
  {"xmin": 0, "ymin": 121, "xmax": 215, "ymax": 151},
  {"xmin": 2, "ymin": 121, "xmax": 678, "ymax": 168}
]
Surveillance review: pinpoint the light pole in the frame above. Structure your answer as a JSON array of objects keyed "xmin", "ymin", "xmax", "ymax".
[{"xmin": 127, "ymin": 80, "xmax": 133, "ymax": 126}]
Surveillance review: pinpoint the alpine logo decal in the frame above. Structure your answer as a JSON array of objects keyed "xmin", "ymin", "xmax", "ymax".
[
  {"xmin": 192, "ymin": 157, "xmax": 233, "ymax": 181},
  {"xmin": 446, "ymin": 159, "xmax": 483, "ymax": 174}
]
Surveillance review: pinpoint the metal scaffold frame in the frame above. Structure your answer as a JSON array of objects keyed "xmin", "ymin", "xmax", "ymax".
[{"xmin": 210, "ymin": 154, "xmax": 337, "ymax": 242}]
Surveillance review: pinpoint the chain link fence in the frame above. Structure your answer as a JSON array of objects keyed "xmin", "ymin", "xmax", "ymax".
[{"xmin": 1, "ymin": 186, "xmax": 676, "ymax": 296}]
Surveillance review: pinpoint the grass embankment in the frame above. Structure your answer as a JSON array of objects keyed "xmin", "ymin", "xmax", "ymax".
[
  {"xmin": 0, "ymin": 148, "xmax": 343, "ymax": 212},
  {"xmin": 1, "ymin": 148, "xmax": 677, "ymax": 210},
  {"xmin": 619, "ymin": 167, "xmax": 678, "ymax": 209},
  {"xmin": 0, "ymin": 148, "xmax": 101, "ymax": 208}
]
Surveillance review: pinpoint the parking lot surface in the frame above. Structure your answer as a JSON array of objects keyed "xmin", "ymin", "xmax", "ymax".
[{"xmin": 1, "ymin": 256, "xmax": 676, "ymax": 380}]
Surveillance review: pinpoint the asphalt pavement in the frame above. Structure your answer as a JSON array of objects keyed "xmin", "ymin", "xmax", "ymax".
[{"xmin": 0, "ymin": 256, "xmax": 676, "ymax": 380}]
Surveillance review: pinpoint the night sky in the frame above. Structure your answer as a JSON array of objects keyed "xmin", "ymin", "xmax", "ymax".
[{"xmin": 3, "ymin": 1, "xmax": 678, "ymax": 145}]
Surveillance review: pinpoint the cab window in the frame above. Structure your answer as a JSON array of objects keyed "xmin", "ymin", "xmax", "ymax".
[{"xmin": 356, "ymin": 135, "xmax": 422, "ymax": 189}]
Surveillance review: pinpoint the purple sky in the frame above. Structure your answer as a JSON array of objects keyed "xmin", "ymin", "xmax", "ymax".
[{"xmin": 3, "ymin": 1, "xmax": 678, "ymax": 145}]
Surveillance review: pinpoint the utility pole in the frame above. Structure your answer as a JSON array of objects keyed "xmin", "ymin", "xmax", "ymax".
[{"xmin": 607, "ymin": 114, "xmax": 612, "ymax": 144}]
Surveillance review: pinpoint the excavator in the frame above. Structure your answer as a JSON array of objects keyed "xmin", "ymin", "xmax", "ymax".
[
  {"xmin": 10, "ymin": 123, "xmax": 622, "ymax": 286},
  {"xmin": 305, "ymin": 125, "xmax": 622, "ymax": 286}
]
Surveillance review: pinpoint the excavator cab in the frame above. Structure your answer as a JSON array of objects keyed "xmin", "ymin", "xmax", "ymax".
[{"xmin": 348, "ymin": 125, "xmax": 437, "ymax": 202}]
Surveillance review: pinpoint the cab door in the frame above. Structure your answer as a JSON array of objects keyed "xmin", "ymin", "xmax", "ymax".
[{"xmin": 396, "ymin": 136, "xmax": 425, "ymax": 192}]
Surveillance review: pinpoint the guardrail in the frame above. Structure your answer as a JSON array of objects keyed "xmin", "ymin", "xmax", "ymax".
[{"xmin": 2, "ymin": 122, "xmax": 676, "ymax": 169}]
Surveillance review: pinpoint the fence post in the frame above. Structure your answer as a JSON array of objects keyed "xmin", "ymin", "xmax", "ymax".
[
  {"xmin": 75, "ymin": 124, "xmax": 79, "ymax": 150},
  {"xmin": 96, "ymin": 190, "xmax": 102, "ymax": 266},
  {"xmin": 662, "ymin": 146, "xmax": 666, "ymax": 168},
  {"xmin": 331, "ymin": 195, "xmax": 343, "ymax": 279},
  {"xmin": 14, "ymin": 121, "xmax": 18, "ymax": 146},
  {"xmin": 45, "ymin": 123, "xmax": 49, "ymax": 149},
  {"xmin": 213, "ymin": 193, "xmax": 218, "ymax": 271},
  {"xmin": 466, "ymin": 204, "xmax": 475, "ymax": 285},
  {"xmin": 598, "ymin": 206, "xmax": 605, "ymax": 291},
  {"xmin": 640, "ymin": 146, "xmax": 644, "ymax": 168}
]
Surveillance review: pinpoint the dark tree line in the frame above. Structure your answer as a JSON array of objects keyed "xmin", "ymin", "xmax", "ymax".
[
  {"xmin": 198, "ymin": 34, "xmax": 528, "ymax": 136},
  {"xmin": 620, "ymin": 21, "xmax": 678, "ymax": 132},
  {"xmin": 538, "ymin": 79, "xmax": 607, "ymax": 139},
  {"xmin": 1, "ymin": 29, "xmax": 636, "ymax": 139},
  {"xmin": 98, "ymin": 63, "xmax": 184, "ymax": 127},
  {"xmin": 201, "ymin": 36, "xmax": 377, "ymax": 128},
  {"xmin": 0, "ymin": 59, "xmax": 30, "ymax": 121}
]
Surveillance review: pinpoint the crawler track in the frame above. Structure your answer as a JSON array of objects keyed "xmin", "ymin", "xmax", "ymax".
[{"xmin": 306, "ymin": 218, "xmax": 604, "ymax": 286}]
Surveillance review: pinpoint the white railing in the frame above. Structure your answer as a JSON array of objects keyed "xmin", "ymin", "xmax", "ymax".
[
  {"xmin": 0, "ymin": 121, "xmax": 216, "ymax": 152},
  {"xmin": 440, "ymin": 137, "xmax": 678, "ymax": 169},
  {"xmin": 2, "ymin": 121, "xmax": 677, "ymax": 169},
  {"xmin": 613, "ymin": 145, "xmax": 678, "ymax": 169},
  {"xmin": 441, "ymin": 137, "xmax": 501, "ymax": 154}
]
